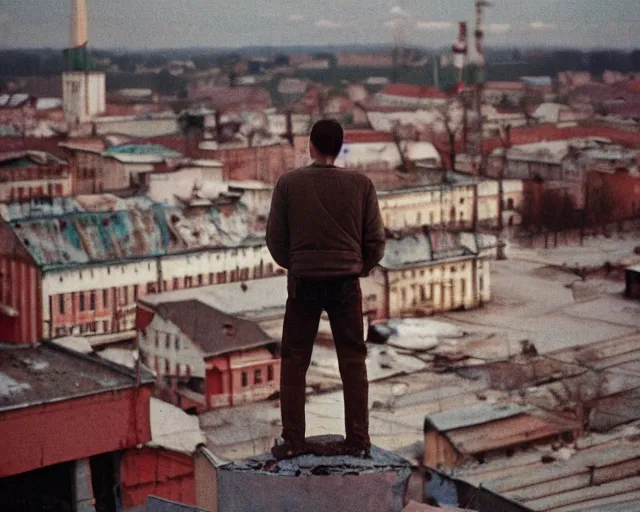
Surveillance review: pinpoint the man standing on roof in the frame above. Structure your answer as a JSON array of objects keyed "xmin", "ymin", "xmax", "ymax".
[{"xmin": 266, "ymin": 119, "xmax": 386, "ymax": 460}]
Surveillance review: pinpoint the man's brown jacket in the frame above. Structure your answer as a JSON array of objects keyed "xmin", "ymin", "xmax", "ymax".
[{"xmin": 266, "ymin": 164, "xmax": 386, "ymax": 278}]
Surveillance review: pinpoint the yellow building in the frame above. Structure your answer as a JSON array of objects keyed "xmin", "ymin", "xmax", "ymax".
[
  {"xmin": 376, "ymin": 173, "xmax": 477, "ymax": 231},
  {"xmin": 361, "ymin": 230, "xmax": 491, "ymax": 321}
]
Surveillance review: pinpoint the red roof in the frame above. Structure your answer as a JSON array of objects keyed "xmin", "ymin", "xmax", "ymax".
[
  {"xmin": 623, "ymin": 80, "xmax": 640, "ymax": 94},
  {"xmin": 343, "ymin": 130, "xmax": 396, "ymax": 144},
  {"xmin": 379, "ymin": 84, "xmax": 447, "ymax": 100},
  {"xmin": 482, "ymin": 123, "xmax": 640, "ymax": 153},
  {"xmin": 485, "ymin": 81, "xmax": 525, "ymax": 92}
]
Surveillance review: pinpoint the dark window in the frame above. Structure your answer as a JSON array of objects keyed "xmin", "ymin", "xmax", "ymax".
[
  {"xmin": 90, "ymin": 292, "xmax": 95, "ymax": 310},
  {"xmin": 175, "ymin": 336, "xmax": 180, "ymax": 351},
  {"xmin": 103, "ymin": 321, "xmax": 109, "ymax": 333},
  {"xmin": 79, "ymin": 293, "xmax": 85, "ymax": 311},
  {"xmin": 103, "ymin": 289, "xmax": 109, "ymax": 307},
  {"xmin": 267, "ymin": 365, "xmax": 274, "ymax": 382},
  {"xmin": 254, "ymin": 369, "xmax": 263, "ymax": 384},
  {"xmin": 59, "ymin": 295, "xmax": 65, "ymax": 314},
  {"xmin": 241, "ymin": 371, "xmax": 248, "ymax": 387},
  {"xmin": 198, "ymin": 274, "xmax": 203, "ymax": 285},
  {"xmin": 165, "ymin": 334, "xmax": 170, "ymax": 349},
  {"xmin": 155, "ymin": 332, "xmax": 159, "ymax": 347}
]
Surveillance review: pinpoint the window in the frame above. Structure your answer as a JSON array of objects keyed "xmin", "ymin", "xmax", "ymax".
[
  {"xmin": 254, "ymin": 369, "xmax": 263, "ymax": 384},
  {"xmin": 103, "ymin": 289, "xmax": 109, "ymax": 307},
  {"xmin": 416, "ymin": 212, "xmax": 422, "ymax": 225},
  {"xmin": 241, "ymin": 371, "xmax": 248, "ymax": 387},
  {"xmin": 79, "ymin": 293, "xmax": 85, "ymax": 311},
  {"xmin": 155, "ymin": 332, "xmax": 159, "ymax": 347},
  {"xmin": 133, "ymin": 286, "xmax": 139, "ymax": 301},
  {"xmin": 90, "ymin": 292, "xmax": 95, "ymax": 310},
  {"xmin": 198, "ymin": 274, "xmax": 203, "ymax": 286},
  {"xmin": 175, "ymin": 336, "xmax": 180, "ymax": 351},
  {"xmin": 267, "ymin": 365, "xmax": 274, "ymax": 382},
  {"xmin": 59, "ymin": 295, "xmax": 65, "ymax": 314},
  {"xmin": 165, "ymin": 334, "xmax": 171, "ymax": 349},
  {"xmin": 209, "ymin": 273, "xmax": 214, "ymax": 284},
  {"xmin": 507, "ymin": 198, "xmax": 514, "ymax": 211},
  {"xmin": 103, "ymin": 321, "xmax": 109, "ymax": 333},
  {"xmin": 173, "ymin": 277, "xmax": 180, "ymax": 290}
]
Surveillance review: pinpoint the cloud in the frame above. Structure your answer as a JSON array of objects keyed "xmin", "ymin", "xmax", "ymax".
[
  {"xmin": 487, "ymin": 23, "xmax": 512, "ymax": 34},
  {"xmin": 288, "ymin": 14, "xmax": 305, "ymax": 22},
  {"xmin": 529, "ymin": 21, "xmax": 556, "ymax": 30},
  {"xmin": 415, "ymin": 21, "xmax": 455, "ymax": 30},
  {"xmin": 0, "ymin": 11, "xmax": 8, "ymax": 25},
  {"xmin": 316, "ymin": 18, "xmax": 342, "ymax": 29}
]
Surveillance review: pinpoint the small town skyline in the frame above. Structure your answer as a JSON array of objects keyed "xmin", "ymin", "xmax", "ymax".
[{"xmin": 1, "ymin": 0, "xmax": 638, "ymax": 50}]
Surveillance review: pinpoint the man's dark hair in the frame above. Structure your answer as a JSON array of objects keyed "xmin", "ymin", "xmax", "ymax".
[{"xmin": 310, "ymin": 119, "xmax": 344, "ymax": 158}]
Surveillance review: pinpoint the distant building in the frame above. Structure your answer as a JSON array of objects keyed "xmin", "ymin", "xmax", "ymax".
[
  {"xmin": 64, "ymin": 143, "xmax": 184, "ymax": 194},
  {"xmin": 360, "ymin": 229, "xmax": 492, "ymax": 320},
  {"xmin": 337, "ymin": 52, "xmax": 394, "ymax": 68},
  {"xmin": 483, "ymin": 82, "xmax": 525, "ymax": 107},
  {"xmin": 137, "ymin": 298, "xmax": 280, "ymax": 411},
  {"xmin": 0, "ymin": 200, "xmax": 279, "ymax": 345},
  {"xmin": 376, "ymin": 84, "xmax": 448, "ymax": 109},
  {"xmin": 62, "ymin": 0, "xmax": 106, "ymax": 129},
  {"xmin": 0, "ymin": 151, "xmax": 72, "ymax": 201}
]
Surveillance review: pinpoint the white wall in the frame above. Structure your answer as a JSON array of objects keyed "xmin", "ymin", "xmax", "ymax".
[
  {"xmin": 140, "ymin": 315, "xmax": 207, "ymax": 377},
  {"xmin": 147, "ymin": 167, "xmax": 225, "ymax": 205},
  {"xmin": 63, "ymin": 72, "xmax": 106, "ymax": 125}
]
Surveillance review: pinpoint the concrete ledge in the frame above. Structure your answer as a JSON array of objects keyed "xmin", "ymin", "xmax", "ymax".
[{"xmin": 216, "ymin": 435, "xmax": 412, "ymax": 512}]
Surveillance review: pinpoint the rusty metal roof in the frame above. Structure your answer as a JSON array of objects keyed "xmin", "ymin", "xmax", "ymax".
[
  {"xmin": 0, "ymin": 342, "xmax": 153, "ymax": 412},
  {"xmin": 11, "ymin": 202, "xmax": 261, "ymax": 270}
]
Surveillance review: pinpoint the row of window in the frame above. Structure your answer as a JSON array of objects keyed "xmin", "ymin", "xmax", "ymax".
[
  {"xmin": 56, "ymin": 264, "xmax": 279, "ymax": 316},
  {"xmin": 8, "ymin": 184, "xmax": 64, "ymax": 201},
  {"xmin": 241, "ymin": 366, "xmax": 275, "ymax": 387}
]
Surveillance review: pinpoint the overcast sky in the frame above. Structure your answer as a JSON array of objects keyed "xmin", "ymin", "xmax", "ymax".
[{"xmin": 0, "ymin": 0, "xmax": 638, "ymax": 50}]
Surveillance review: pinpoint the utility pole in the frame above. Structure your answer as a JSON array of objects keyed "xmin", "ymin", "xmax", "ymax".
[
  {"xmin": 497, "ymin": 124, "xmax": 511, "ymax": 260},
  {"xmin": 473, "ymin": 0, "xmax": 491, "ymax": 176}
]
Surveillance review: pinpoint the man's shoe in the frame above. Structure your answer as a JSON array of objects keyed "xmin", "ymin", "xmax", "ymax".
[
  {"xmin": 341, "ymin": 440, "xmax": 372, "ymax": 459},
  {"xmin": 271, "ymin": 440, "xmax": 308, "ymax": 461}
]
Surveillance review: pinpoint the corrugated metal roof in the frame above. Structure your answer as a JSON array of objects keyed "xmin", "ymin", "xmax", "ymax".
[
  {"xmin": 381, "ymin": 231, "xmax": 477, "ymax": 270},
  {"xmin": 425, "ymin": 402, "xmax": 532, "ymax": 432},
  {"xmin": 11, "ymin": 202, "xmax": 258, "ymax": 269}
]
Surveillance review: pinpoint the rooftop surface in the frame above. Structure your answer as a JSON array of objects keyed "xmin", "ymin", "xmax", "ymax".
[
  {"xmin": 10, "ymin": 201, "xmax": 262, "ymax": 270},
  {"xmin": 140, "ymin": 276, "xmax": 287, "ymax": 317},
  {"xmin": 153, "ymin": 299, "xmax": 278, "ymax": 356},
  {"xmin": 0, "ymin": 343, "xmax": 152, "ymax": 412}
]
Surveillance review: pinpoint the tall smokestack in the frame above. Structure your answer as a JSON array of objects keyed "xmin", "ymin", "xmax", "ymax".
[
  {"xmin": 70, "ymin": 0, "xmax": 88, "ymax": 48},
  {"xmin": 452, "ymin": 22, "xmax": 468, "ymax": 94}
]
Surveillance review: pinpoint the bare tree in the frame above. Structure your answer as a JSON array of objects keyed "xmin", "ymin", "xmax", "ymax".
[{"xmin": 432, "ymin": 97, "xmax": 465, "ymax": 171}]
